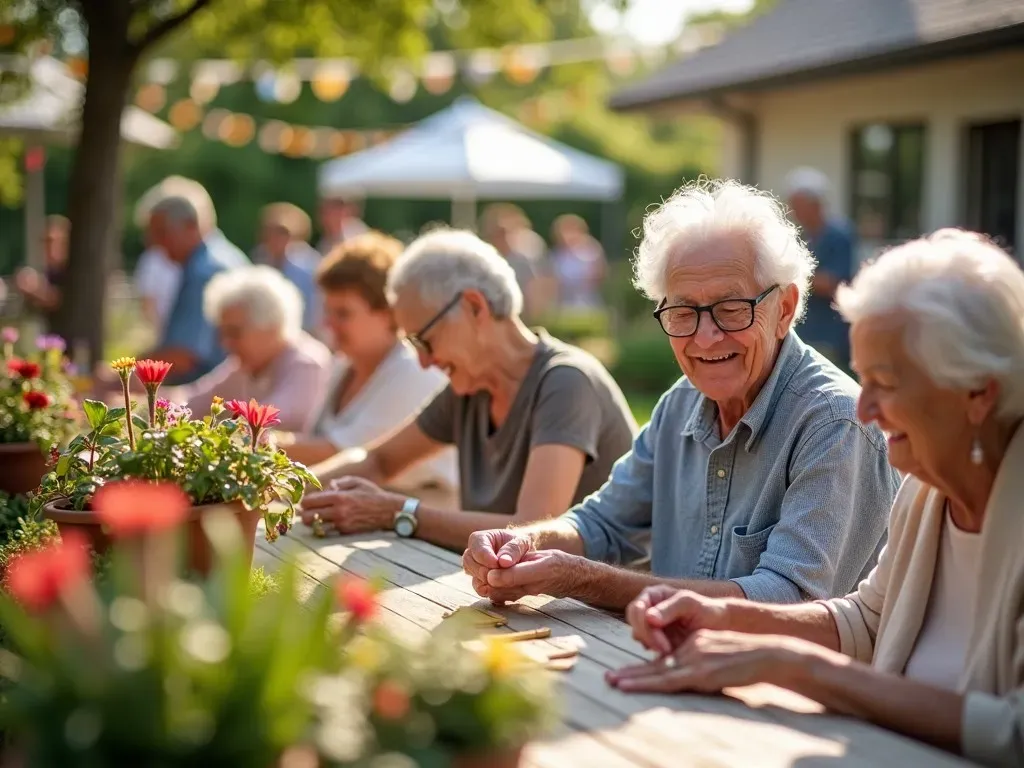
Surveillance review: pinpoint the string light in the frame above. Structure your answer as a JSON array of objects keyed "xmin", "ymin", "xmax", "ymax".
[
  {"xmin": 168, "ymin": 99, "xmax": 202, "ymax": 131},
  {"xmin": 134, "ymin": 83, "xmax": 166, "ymax": 113}
]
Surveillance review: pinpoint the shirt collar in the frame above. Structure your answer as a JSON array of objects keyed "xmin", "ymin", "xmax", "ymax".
[{"xmin": 681, "ymin": 331, "xmax": 805, "ymax": 451}]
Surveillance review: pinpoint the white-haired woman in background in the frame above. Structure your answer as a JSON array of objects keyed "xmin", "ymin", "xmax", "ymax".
[
  {"xmin": 168, "ymin": 265, "xmax": 331, "ymax": 432},
  {"xmin": 461, "ymin": 178, "xmax": 897, "ymax": 612},
  {"xmin": 298, "ymin": 228, "xmax": 638, "ymax": 551},
  {"xmin": 611, "ymin": 229, "xmax": 1024, "ymax": 767}
]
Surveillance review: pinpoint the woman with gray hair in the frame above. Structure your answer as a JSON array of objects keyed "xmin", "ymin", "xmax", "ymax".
[
  {"xmin": 612, "ymin": 229, "xmax": 1024, "ymax": 767},
  {"xmin": 298, "ymin": 228, "xmax": 638, "ymax": 551},
  {"xmin": 168, "ymin": 265, "xmax": 331, "ymax": 432}
]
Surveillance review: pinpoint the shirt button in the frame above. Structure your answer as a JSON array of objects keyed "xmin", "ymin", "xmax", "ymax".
[
  {"xmin": 716, "ymin": 469, "xmax": 726, "ymax": 478},
  {"xmin": 710, "ymin": 525, "xmax": 719, "ymax": 535}
]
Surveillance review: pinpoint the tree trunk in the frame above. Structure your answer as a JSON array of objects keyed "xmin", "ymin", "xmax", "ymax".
[{"xmin": 53, "ymin": 23, "xmax": 135, "ymax": 369}]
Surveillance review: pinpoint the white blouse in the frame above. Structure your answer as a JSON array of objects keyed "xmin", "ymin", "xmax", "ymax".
[{"xmin": 311, "ymin": 341, "xmax": 458, "ymax": 491}]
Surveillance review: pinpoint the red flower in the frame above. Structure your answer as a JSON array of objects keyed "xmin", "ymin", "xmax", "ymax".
[
  {"xmin": 23, "ymin": 390, "xmax": 51, "ymax": 410},
  {"xmin": 335, "ymin": 575, "xmax": 378, "ymax": 623},
  {"xmin": 224, "ymin": 398, "xmax": 282, "ymax": 430},
  {"xmin": 7, "ymin": 359, "xmax": 41, "ymax": 379},
  {"xmin": 135, "ymin": 359, "xmax": 173, "ymax": 387},
  {"xmin": 372, "ymin": 680, "xmax": 411, "ymax": 720},
  {"xmin": 5, "ymin": 530, "xmax": 91, "ymax": 613},
  {"xmin": 91, "ymin": 480, "xmax": 190, "ymax": 538}
]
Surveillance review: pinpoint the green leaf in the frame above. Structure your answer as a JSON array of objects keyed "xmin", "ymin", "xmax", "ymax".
[
  {"xmin": 55, "ymin": 453, "xmax": 71, "ymax": 477},
  {"xmin": 100, "ymin": 421, "xmax": 123, "ymax": 437},
  {"xmin": 106, "ymin": 407, "xmax": 127, "ymax": 421},
  {"xmin": 132, "ymin": 415, "xmax": 149, "ymax": 431},
  {"xmin": 82, "ymin": 399, "xmax": 108, "ymax": 430},
  {"xmin": 168, "ymin": 426, "xmax": 193, "ymax": 445}
]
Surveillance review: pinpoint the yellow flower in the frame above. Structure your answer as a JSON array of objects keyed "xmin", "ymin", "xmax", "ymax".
[
  {"xmin": 110, "ymin": 357, "xmax": 137, "ymax": 377},
  {"xmin": 347, "ymin": 635, "xmax": 385, "ymax": 672},
  {"xmin": 479, "ymin": 637, "xmax": 527, "ymax": 679},
  {"xmin": 211, "ymin": 395, "xmax": 223, "ymax": 405}
]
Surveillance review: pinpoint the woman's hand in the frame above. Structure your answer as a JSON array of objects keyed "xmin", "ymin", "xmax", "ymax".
[
  {"xmin": 298, "ymin": 476, "xmax": 405, "ymax": 534},
  {"xmin": 625, "ymin": 586, "xmax": 729, "ymax": 656},
  {"xmin": 607, "ymin": 629, "xmax": 818, "ymax": 694}
]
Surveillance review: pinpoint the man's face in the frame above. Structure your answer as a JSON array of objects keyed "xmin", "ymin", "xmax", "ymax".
[
  {"xmin": 318, "ymin": 200, "xmax": 347, "ymax": 238},
  {"xmin": 664, "ymin": 232, "xmax": 797, "ymax": 407},
  {"xmin": 147, "ymin": 212, "xmax": 198, "ymax": 263},
  {"xmin": 42, "ymin": 227, "xmax": 68, "ymax": 270},
  {"xmin": 261, "ymin": 224, "xmax": 291, "ymax": 260},
  {"xmin": 787, "ymin": 192, "xmax": 822, "ymax": 231}
]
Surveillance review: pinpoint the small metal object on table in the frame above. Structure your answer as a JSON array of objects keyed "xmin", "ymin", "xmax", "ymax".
[{"xmin": 255, "ymin": 523, "xmax": 975, "ymax": 767}]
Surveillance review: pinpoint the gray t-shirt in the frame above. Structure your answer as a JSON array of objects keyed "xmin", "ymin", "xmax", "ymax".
[{"xmin": 416, "ymin": 333, "xmax": 638, "ymax": 515}]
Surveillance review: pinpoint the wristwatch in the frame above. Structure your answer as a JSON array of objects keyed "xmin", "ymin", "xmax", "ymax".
[{"xmin": 393, "ymin": 497, "xmax": 420, "ymax": 538}]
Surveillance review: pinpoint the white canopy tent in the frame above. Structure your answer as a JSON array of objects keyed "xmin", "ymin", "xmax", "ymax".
[
  {"xmin": 0, "ymin": 56, "xmax": 178, "ymax": 269},
  {"xmin": 318, "ymin": 97, "xmax": 624, "ymax": 229}
]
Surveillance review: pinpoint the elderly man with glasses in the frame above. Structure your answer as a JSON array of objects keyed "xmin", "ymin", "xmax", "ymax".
[
  {"xmin": 463, "ymin": 179, "xmax": 900, "ymax": 611},
  {"xmin": 298, "ymin": 228, "xmax": 638, "ymax": 551}
]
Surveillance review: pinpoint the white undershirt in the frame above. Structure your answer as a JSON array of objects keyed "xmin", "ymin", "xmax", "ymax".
[{"xmin": 903, "ymin": 507, "xmax": 983, "ymax": 691}]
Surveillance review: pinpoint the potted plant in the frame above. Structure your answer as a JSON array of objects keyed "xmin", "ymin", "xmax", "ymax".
[
  {"xmin": 316, "ymin": 585, "xmax": 559, "ymax": 768},
  {"xmin": 0, "ymin": 481, "xmax": 342, "ymax": 767},
  {"xmin": 29, "ymin": 356, "xmax": 318, "ymax": 573},
  {"xmin": 0, "ymin": 329, "xmax": 78, "ymax": 495},
  {"xmin": 0, "ymin": 482, "xmax": 558, "ymax": 767}
]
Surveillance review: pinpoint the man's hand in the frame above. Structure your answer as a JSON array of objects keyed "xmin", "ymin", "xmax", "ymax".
[
  {"xmin": 482, "ymin": 548, "xmax": 584, "ymax": 605},
  {"xmin": 462, "ymin": 529, "xmax": 535, "ymax": 598},
  {"xmin": 298, "ymin": 476, "xmax": 404, "ymax": 534},
  {"xmin": 624, "ymin": 587, "xmax": 729, "ymax": 656}
]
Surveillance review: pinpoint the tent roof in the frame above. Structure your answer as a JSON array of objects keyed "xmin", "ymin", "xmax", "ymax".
[
  {"xmin": 0, "ymin": 56, "xmax": 178, "ymax": 149},
  {"xmin": 318, "ymin": 97, "xmax": 623, "ymax": 202}
]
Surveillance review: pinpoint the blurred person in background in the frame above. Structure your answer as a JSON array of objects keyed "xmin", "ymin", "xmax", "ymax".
[
  {"xmin": 140, "ymin": 196, "xmax": 237, "ymax": 385},
  {"xmin": 785, "ymin": 167, "xmax": 857, "ymax": 370},
  {"xmin": 297, "ymin": 228, "xmax": 637, "ymax": 551},
  {"xmin": 252, "ymin": 202, "xmax": 321, "ymax": 332},
  {"xmin": 480, "ymin": 204, "xmax": 552, "ymax": 320},
  {"xmin": 169, "ymin": 265, "xmax": 331, "ymax": 432},
  {"xmin": 274, "ymin": 232, "xmax": 457, "ymax": 491},
  {"xmin": 316, "ymin": 196, "xmax": 368, "ymax": 255},
  {"xmin": 133, "ymin": 176, "xmax": 248, "ymax": 335},
  {"xmin": 15, "ymin": 215, "xmax": 69, "ymax": 331},
  {"xmin": 550, "ymin": 214, "xmax": 607, "ymax": 311}
]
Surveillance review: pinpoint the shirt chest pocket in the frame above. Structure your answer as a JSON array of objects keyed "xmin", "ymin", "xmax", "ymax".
[{"xmin": 726, "ymin": 521, "xmax": 778, "ymax": 578}]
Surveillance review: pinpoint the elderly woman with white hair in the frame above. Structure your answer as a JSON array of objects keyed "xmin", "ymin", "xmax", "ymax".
[
  {"xmin": 462, "ymin": 179, "xmax": 899, "ymax": 611},
  {"xmin": 298, "ymin": 228, "xmax": 638, "ymax": 551},
  {"xmin": 168, "ymin": 265, "xmax": 331, "ymax": 432},
  {"xmin": 610, "ymin": 229, "xmax": 1024, "ymax": 767}
]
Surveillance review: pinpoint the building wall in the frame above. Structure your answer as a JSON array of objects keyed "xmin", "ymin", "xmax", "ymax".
[{"xmin": 748, "ymin": 49, "xmax": 1024, "ymax": 254}]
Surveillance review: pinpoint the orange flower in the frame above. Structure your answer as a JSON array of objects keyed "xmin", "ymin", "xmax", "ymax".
[
  {"xmin": 135, "ymin": 359, "xmax": 173, "ymax": 388},
  {"xmin": 224, "ymin": 398, "xmax": 282, "ymax": 430},
  {"xmin": 5, "ymin": 530, "xmax": 91, "ymax": 613},
  {"xmin": 92, "ymin": 480, "xmax": 190, "ymax": 537},
  {"xmin": 335, "ymin": 575, "xmax": 378, "ymax": 622},
  {"xmin": 372, "ymin": 680, "xmax": 411, "ymax": 720},
  {"xmin": 23, "ymin": 390, "xmax": 51, "ymax": 409}
]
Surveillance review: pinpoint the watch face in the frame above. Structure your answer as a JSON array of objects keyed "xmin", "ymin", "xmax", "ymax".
[{"xmin": 395, "ymin": 516, "xmax": 415, "ymax": 538}]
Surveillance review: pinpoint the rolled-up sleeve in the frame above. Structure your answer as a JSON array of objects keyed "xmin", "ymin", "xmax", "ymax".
[
  {"xmin": 731, "ymin": 417, "xmax": 896, "ymax": 603},
  {"xmin": 560, "ymin": 402, "xmax": 660, "ymax": 566}
]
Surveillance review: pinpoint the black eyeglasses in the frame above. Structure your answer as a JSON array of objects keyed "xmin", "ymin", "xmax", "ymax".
[
  {"xmin": 407, "ymin": 292, "xmax": 463, "ymax": 356},
  {"xmin": 653, "ymin": 285, "xmax": 779, "ymax": 338}
]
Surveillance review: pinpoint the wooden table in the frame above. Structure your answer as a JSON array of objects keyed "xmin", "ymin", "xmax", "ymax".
[{"xmin": 255, "ymin": 525, "xmax": 975, "ymax": 768}]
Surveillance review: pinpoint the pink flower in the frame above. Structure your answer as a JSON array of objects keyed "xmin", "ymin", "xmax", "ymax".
[
  {"xmin": 335, "ymin": 575, "xmax": 378, "ymax": 623},
  {"xmin": 5, "ymin": 530, "xmax": 91, "ymax": 613},
  {"xmin": 135, "ymin": 359, "xmax": 173, "ymax": 388},
  {"xmin": 1, "ymin": 327, "xmax": 18, "ymax": 345},
  {"xmin": 224, "ymin": 398, "xmax": 282, "ymax": 431},
  {"xmin": 35, "ymin": 334, "xmax": 66, "ymax": 352},
  {"xmin": 91, "ymin": 480, "xmax": 190, "ymax": 538}
]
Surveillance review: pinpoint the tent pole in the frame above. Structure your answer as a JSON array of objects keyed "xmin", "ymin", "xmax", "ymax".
[{"xmin": 25, "ymin": 146, "xmax": 45, "ymax": 271}]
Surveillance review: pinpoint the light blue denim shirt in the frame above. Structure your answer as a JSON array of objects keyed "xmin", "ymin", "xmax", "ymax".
[{"xmin": 563, "ymin": 331, "xmax": 899, "ymax": 603}]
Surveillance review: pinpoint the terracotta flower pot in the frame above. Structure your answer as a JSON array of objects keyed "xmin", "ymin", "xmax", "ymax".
[
  {"xmin": 453, "ymin": 746, "xmax": 523, "ymax": 768},
  {"xmin": 42, "ymin": 499, "xmax": 261, "ymax": 575},
  {"xmin": 0, "ymin": 442, "xmax": 47, "ymax": 496}
]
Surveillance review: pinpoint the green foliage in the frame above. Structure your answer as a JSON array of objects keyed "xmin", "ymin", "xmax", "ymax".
[
  {"xmin": 248, "ymin": 566, "xmax": 279, "ymax": 599},
  {"xmin": 609, "ymin": 325, "xmax": 681, "ymax": 396},
  {"xmin": 0, "ymin": 491, "xmax": 31, "ymax": 545},
  {"xmin": 315, "ymin": 620, "xmax": 558, "ymax": 765},
  {"xmin": 0, "ymin": 335, "xmax": 79, "ymax": 451},
  {"xmin": 0, "ymin": 516, "xmax": 59, "ymax": 580},
  {"xmin": 0, "ymin": 520, "xmax": 342, "ymax": 767},
  {"xmin": 30, "ymin": 388, "xmax": 320, "ymax": 541}
]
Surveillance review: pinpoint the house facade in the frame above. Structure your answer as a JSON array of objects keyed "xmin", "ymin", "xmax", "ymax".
[{"xmin": 611, "ymin": 0, "xmax": 1024, "ymax": 261}]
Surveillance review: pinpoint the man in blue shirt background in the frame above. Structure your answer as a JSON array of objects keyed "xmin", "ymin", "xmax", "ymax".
[
  {"xmin": 145, "ymin": 196, "xmax": 236, "ymax": 385},
  {"xmin": 785, "ymin": 167, "xmax": 857, "ymax": 370}
]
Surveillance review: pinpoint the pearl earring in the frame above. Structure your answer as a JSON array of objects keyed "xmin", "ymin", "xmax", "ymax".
[{"xmin": 971, "ymin": 436, "xmax": 984, "ymax": 465}]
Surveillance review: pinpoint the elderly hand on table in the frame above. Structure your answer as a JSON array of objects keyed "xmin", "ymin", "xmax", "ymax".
[
  {"xmin": 298, "ymin": 476, "xmax": 405, "ymax": 534},
  {"xmin": 462, "ymin": 529, "xmax": 583, "ymax": 604}
]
